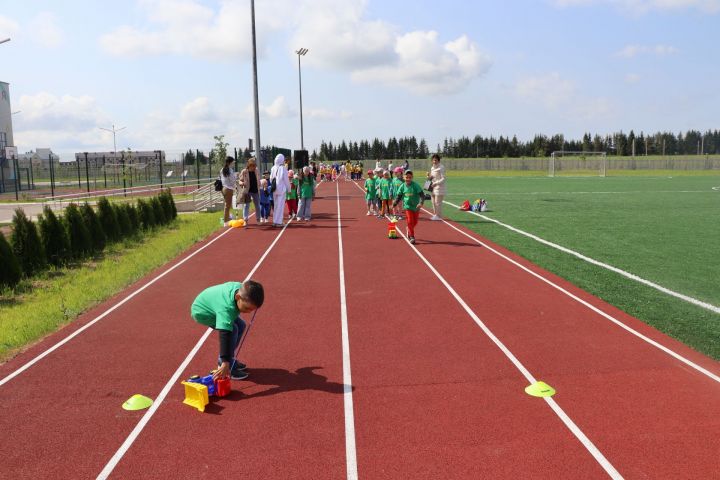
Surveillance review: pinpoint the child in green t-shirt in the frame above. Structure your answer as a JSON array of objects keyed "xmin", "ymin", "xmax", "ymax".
[
  {"xmin": 391, "ymin": 167, "xmax": 405, "ymax": 218},
  {"xmin": 286, "ymin": 170, "xmax": 299, "ymax": 218},
  {"xmin": 297, "ymin": 166, "xmax": 315, "ymax": 221},
  {"xmin": 377, "ymin": 170, "xmax": 393, "ymax": 218},
  {"xmin": 392, "ymin": 170, "xmax": 425, "ymax": 244},
  {"xmin": 364, "ymin": 170, "xmax": 378, "ymax": 216},
  {"xmin": 190, "ymin": 280, "xmax": 265, "ymax": 380}
]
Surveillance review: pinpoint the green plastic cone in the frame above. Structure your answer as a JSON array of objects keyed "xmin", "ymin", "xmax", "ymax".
[
  {"xmin": 122, "ymin": 394, "xmax": 154, "ymax": 411},
  {"xmin": 524, "ymin": 381, "xmax": 556, "ymax": 398}
]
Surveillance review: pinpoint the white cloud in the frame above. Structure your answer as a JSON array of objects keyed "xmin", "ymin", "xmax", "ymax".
[
  {"xmin": 0, "ymin": 15, "xmax": 19, "ymax": 37},
  {"xmin": 616, "ymin": 44, "xmax": 679, "ymax": 57},
  {"xmin": 100, "ymin": 0, "xmax": 256, "ymax": 59},
  {"xmin": 350, "ymin": 32, "xmax": 492, "ymax": 95},
  {"xmin": 102, "ymin": 0, "xmax": 491, "ymax": 96},
  {"xmin": 245, "ymin": 96, "xmax": 295, "ymax": 119},
  {"xmin": 28, "ymin": 12, "xmax": 65, "ymax": 48},
  {"xmin": 514, "ymin": 72, "xmax": 612, "ymax": 118},
  {"xmin": 306, "ymin": 108, "xmax": 352, "ymax": 120},
  {"xmin": 13, "ymin": 93, "xmax": 111, "ymax": 151},
  {"xmin": 551, "ymin": 0, "xmax": 720, "ymax": 13},
  {"xmin": 625, "ymin": 73, "xmax": 641, "ymax": 83}
]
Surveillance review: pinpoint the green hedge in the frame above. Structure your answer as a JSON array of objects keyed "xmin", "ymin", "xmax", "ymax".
[{"xmin": 11, "ymin": 208, "xmax": 46, "ymax": 276}]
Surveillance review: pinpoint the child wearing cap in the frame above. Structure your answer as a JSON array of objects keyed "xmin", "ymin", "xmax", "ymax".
[
  {"xmin": 392, "ymin": 170, "xmax": 425, "ymax": 244},
  {"xmin": 364, "ymin": 170, "xmax": 378, "ymax": 216},
  {"xmin": 286, "ymin": 170, "xmax": 299, "ymax": 218},
  {"xmin": 190, "ymin": 280, "xmax": 265, "ymax": 380}
]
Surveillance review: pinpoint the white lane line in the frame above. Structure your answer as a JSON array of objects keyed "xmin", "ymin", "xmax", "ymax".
[
  {"xmin": 96, "ymin": 217, "xmax": 293, "ymax": 480},
  {"xmin": 0, "ymin": 218, "xmax": 249, "ymax": 387},
  {"xmin": 336, "ymin": 182, "xmax": 359, "ymax": 480},
  {"xmin": 449, "ymin": 190, "xmax": 712, "ymax": 195},
  {"xmin": 427, "ymin": 206, "xmax": 720, "ymax": 384},
  {"xmin": 443, "ymin": 200, "xmax": 720, "ymax": 316},
  {"xmin": 392, "ymin": 214, "xmax": 623, "ymax": 480}
]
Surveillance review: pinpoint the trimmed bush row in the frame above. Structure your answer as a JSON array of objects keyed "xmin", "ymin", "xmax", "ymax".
[{"xmin": 0, "ymin": 189, "xmax": 178, "ymax": 289}]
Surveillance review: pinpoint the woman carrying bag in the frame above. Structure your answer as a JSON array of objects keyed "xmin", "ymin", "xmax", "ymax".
[
  {"xmin": 426, "ymin": 154, "xmax": 446, "ymax": 221},
  {"xmin": 237, "ymin": 157, "xmax": 260, "ymax": 224},
  {"xmin": 219, "ymin": 157, "xmax": 237, "ymax": 223}
]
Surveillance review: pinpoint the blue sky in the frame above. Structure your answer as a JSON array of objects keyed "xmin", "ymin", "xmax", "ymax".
[{"xmin": 1, "ymin": 0, "xmax": 718, "ymax": 160}]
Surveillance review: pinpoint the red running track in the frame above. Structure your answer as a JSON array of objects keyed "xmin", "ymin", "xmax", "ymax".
[{"xmin": 0, "ymin": 179, "xmax": 718, "ymax": 479}]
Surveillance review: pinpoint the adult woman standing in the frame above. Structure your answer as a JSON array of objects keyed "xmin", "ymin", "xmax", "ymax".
[
  {"xmin": 269, "ymin": 153, "xmax": 291, "ymax": 227},
  {"xmin": 219, "ymin": 157, "xmax": 237, "ymax": 223},
  {"xmin": 426, "ymin": 154, "xmax": 446, "ymax": 221},
  {"xmin": 237, "ymin": 157, "xmax": 260, "ymax": 224}
]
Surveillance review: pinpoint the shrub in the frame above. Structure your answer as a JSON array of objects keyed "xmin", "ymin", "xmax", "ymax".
[
  {"xmin": 159, "ymin": 189, "xmax": 177, "ymax": 221},
  {"xmin": 80, "ymin": 203, "xmax": 106, "ymax": 253},
  {"xmin": 63, "ymin": 203, "xmax": 92, "ymax": 260},
  {"xmin": 136, "ymin": 198, "xmax": 155, "ymax": 230},
  {"xmin": 150, "ymin": 196, "xmax": 167, "ymax": 225},
  {"xmin": 125, "ymin": 203, "xmax": 140, "ymax": 233},
  {"xmin": 11, "ymin": 208, "xmax": 46, "ymax": 276},
  {"xmin": 97, "ymin": 197, "xmax": 119, "ymax": 242},
  {"xmin": 0, "ymin": 233, "xmax": 21, "ymax": 288},
  {"xmin": 38, "ymin": 206, "xmax": 70, "ymax": 267},
  {"xmin": 114, "ymin": 203, "xmax": 132, "ymax": 239}
]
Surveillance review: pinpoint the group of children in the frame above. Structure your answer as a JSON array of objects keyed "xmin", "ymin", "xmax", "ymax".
[
  {"xmin": 256, "ymin": 167, "xmax": 316, "ymax": 223},
  {"xmin": 364, "ymin": 167, "xmax": 425, "ymax": 244}
]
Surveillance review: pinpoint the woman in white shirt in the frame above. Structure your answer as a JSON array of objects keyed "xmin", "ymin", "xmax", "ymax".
[
  {"xmin": 269, "ymin": 154, "xmax": 291, "ymax": 227},
  {"xmin": 220, "ymin": 157, "xmax": 237, "ymax": 223},
  {"xmin": 426, "ymin": 154, "xmax": 447, "ymax": 220}
]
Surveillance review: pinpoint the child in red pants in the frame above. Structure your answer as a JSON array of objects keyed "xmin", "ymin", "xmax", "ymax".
[
  {"xmin": 392, "ymin": 170, "xmax": 425, "ymax": 244},
  {"xmin": 286, "ymin": 170, "xmax": 299, "ymax": 218}
]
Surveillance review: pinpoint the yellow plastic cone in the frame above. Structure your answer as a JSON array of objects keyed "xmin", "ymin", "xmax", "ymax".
[
  {"xmin": 122, "ymin": 394, "xmax": 154, "ymax": 411},
  {"xmin": 525, "ymin": 381, "xmax": 556, "ymax": 398}
]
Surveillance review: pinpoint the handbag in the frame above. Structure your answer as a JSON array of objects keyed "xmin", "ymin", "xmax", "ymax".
[
  {"xmin": 422, "ymin": 180, "xmax": 432, "ymax": 191},
  {"xmin": 214, "ymin": 179, "xmax": 223, "ymax": 191}
]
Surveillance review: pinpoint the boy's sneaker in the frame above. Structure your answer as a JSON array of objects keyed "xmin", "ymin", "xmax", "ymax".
[
  {"xmin": 230, "ymin": 362, "xmax": 248, "ymax": 380},
  {"xmin": 409, "ymin": 236, "xmax": 416, "ymax": 244},
  {"xmin": 366, "ymin": 211, "xmax": 372, "ymax": 216}
]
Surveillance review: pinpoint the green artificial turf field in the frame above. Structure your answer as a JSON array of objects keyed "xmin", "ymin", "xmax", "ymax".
[{"xmin": 441, "ymin": 174, "xmax": 720, "ymax": 358}]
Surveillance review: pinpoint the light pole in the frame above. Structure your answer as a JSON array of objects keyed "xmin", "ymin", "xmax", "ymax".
[
  {"xmin": 295, "ymin": 47, "xmax": 308, "ymax": 150},
  {"xmin": 250, "ymin": 0, "xmax": 262, "ymax": 171},
  {"xmin": 99, "ymin": 124, "xmax": 126, "ymax": 193},
  {"xmin": 0, "ymin": 38, "xmax": 10, "ymax": 45}
]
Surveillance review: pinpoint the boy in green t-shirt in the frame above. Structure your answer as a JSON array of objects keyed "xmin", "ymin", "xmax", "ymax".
[
  {"xmin": 364, "ymin": 170, "xmax": 378, "ymax": 216},
  {"xmin": 297, "ymin": 166, "xmax": 315, "ymax": 221},
  {"xmin": 392, "ymin": 170, "xmax": 425, "ymax": 244},
  {"xmin": 190, "ymin": 280, "xmax": 265, "ymax": 380}
]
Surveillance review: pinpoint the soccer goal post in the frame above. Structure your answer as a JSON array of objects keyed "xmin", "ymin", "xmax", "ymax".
[{"xmin": 549, "ymin": 151, "xmax": 607, "ymax": 177}]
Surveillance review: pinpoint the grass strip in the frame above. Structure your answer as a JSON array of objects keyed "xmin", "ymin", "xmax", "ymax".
[{"xmin": 0, "ymin": 212, "xmax": 219, "ymax": 362}]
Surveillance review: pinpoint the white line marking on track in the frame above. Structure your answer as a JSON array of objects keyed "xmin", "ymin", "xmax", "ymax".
[
  {"xmin": 450, "ymin": 190, "xmax": 712, "ymax": 195},
  {"xmin": 443, "ymin": 200, "xmax": 720, "ymax": 316},
  {"xmin": 388, "ymin": 211, "xmax": 623, "ymax": 479},
  {"xmin": 0, "ymin": 218, "xmax": 249, "ymax": 387},
  {"xmin": 96, "ymin": 217, "xmax": 294, "ymax": 480},
  {"xmin": 336, "ymin": 182, "xmax": 359, "ymax": 480},
  {"xmin": 428, "ymin": 206, "xmax": 720, "ymax": 385}
]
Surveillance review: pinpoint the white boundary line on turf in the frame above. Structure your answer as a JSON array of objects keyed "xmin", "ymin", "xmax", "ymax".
[
  {"xmin": 336, "ymin": 182, "xmax": 359, "ymax": 480},
  {"xmin": 0, "ymin": 215, "xmax": 254, "ymax": 388},
  {"xmin": 96, "ymin": 216, "xmax": 294, "ymax": 480},
  {"xmin": 427, "ymin": 206, "xmax": 720, "ymax": 385},
  {"xmin": 389, "ymin": 213, "xmax": 623, "ymax": 479},
  {"xmin": 443, "ymin": 200, "xmax": 720, "ymax": 316}
]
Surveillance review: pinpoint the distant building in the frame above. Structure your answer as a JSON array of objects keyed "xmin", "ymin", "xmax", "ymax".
[
  {"xmin": 0, "ymin": 81, "xmax": 15, "ymax": 189},
  {"xmin": 74, "ymin": 150, "xmax": 166, "ymax": 165},
  {"xmin": 18, "ymin": 148, "xmax": 58, "ymax": 170}
]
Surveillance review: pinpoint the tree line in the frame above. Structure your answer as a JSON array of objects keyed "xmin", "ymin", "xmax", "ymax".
[{"xmin": 310, "ymin": 129, "xmax": 720, "ymax": 161}]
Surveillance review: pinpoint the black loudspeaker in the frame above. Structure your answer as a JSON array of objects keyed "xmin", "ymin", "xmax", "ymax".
[{"xmin": 293, "ymin": 150, "xmax": 309, "ymax": 169}]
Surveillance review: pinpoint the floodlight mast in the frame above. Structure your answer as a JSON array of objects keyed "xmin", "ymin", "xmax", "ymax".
[
  {"xmin": 296, "ymin": 48, "xmax": 308, "ymax": 150},
  {"xmin": 0, "ymin": 38, "xmax": 10, "ymax": 45},
  {"xmin": 250, "ymin": 0, "xmax": 262, "ymax": 170}
]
